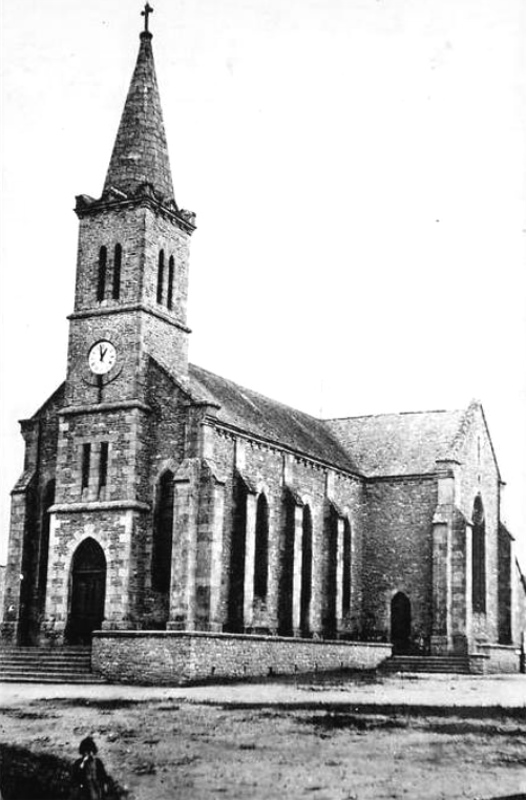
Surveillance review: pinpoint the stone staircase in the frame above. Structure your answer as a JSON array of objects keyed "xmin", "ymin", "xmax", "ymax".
[
  {"xmin": 0, "ymin": 646, "xmax": 105, "ymax": 683},
  {"xmin": 380, "ymin": 654, "xmax": 472, "ymax": 675}
]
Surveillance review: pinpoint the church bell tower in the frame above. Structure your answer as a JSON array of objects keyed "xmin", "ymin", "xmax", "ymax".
[
  {"xmin": 68, "ymin": 13, "xmax": 196, "ymax": 409},
  {"xmin": 39, "ymin": 7, "xmax": 196, "ymax": 642}
]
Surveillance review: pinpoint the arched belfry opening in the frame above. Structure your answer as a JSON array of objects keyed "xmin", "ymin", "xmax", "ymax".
[
  {"xmin": 66, "ymin": 538, "xmax": 106, "ymax": 645},
  {"xmin": 472, "ymin": 495, "xmax": 486, "ymax": 613},
  {"xmin": 97, "ymin": 246, "xmax": 107, "ymax": 302},
  {"xmin": 391, "ymin": 592, "xmax": 411, "ymax": 654}
]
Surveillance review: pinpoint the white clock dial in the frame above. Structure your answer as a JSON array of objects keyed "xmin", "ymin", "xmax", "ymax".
[{"xmin": 88, "ymin": 340, "xmax": 117, "ymax": 375}]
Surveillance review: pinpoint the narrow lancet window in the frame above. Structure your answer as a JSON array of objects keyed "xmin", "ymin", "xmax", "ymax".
[
  {"xmin": 300, "ymin": 505, "xmax": 313, "ymax": 636},
  {"xmin": 167, "ymin": 255, "xmax": 174, "ymax": 310},
  {"xmin": 472, "ymin": 495, "xmax": 486, "ymax": 613},
  {"xmin": 227, "ymin": 476, "xmax": 248, "ymax": 632},
  {"xmin": 342, "ymin": 519, "xmax": 352, "ymax": 616},
  {"xmin": 254, "ymin": 493, "xmax": 269, "ymax": 600},
  {"xmin": 97, "ymin": 246, "xmax": 107, "ymax": 301},
  {"xmin": 112, "ymin": 244, "xmax": 122, "ymax": 300},
  {"xmin": 81, "ymin": 444, "xmax": 91, "ymax": 491},
  {"xmin": 99, "ymin": 442, "xmax": 109, "ymax": 492},
  {"xmin": 156, "ymin": 249, "xmax": 165, "ymax": 304},
  {"xmin": 152, "ymin": 470, "xmax": 175, "ymax": 592}
]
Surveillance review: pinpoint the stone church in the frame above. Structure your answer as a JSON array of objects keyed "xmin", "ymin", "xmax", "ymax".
[{"xmin": 2, "ymin": 12, "xmax": 523, "ymax": 676}]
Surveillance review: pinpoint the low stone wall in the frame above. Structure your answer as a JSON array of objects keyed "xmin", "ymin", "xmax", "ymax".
[
  {"xmin": 475, "ymin": 643, "xmax": 521, "ymax": 674},
  {"xmin": 92, "ymin": 631, "xmax": 392, "ymax": 685}
]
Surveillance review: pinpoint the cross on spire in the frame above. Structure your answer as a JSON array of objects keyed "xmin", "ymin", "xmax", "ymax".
[{"xmin": 141, "ymin": 3, "xmax": 153, "ymax": 33}]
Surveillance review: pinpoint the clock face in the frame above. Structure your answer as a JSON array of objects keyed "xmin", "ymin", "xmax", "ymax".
[{"xmin": 88, "ymin": 340, "xmax": 117, "ymax": 375}]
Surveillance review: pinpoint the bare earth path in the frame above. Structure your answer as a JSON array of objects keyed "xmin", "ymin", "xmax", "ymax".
[{"xmin": 0, "ymin": 673, "xmax": 525, "ymax": 800}]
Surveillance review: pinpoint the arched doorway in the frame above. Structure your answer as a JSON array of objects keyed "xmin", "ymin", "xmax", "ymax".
[
  {"xmin": 391, "ymin": 592, "xmax": 411, "ymax": 654},
  {"xmin": 66, "ymin": 539, "xmax": 106, "ymax": 645}
]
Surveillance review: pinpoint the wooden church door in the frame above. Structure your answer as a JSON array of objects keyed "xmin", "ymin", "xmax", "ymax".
[
  {"xmin": 66, "ymin": 539, "xmax": 106, "ymax": 645},
  {"xmin": 391, "ymin": 592, "xmax": 411, "ymax": 654}
]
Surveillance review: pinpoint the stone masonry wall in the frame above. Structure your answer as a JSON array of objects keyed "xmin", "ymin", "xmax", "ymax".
[
  {"xmin": 92, "ymin": 630, "xmax": 391, "ymax": 685},
  {"xmin": 55, "ymin": 408, "xmax": 149, "ymax": 506},
  {"xmin": 361, "ymin": 477, "xmax": 438, "ymax": 647}
]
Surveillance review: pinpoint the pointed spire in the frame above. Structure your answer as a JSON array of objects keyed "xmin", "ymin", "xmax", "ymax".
[{"xmin": 103, "ymin": 16, "xmax": 175, "ymax": 205}]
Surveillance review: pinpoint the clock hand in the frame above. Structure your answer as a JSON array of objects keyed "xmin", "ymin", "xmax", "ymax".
[{"xmin": 99, "ymin": 345, "xmax": 107, "ymax": 361}]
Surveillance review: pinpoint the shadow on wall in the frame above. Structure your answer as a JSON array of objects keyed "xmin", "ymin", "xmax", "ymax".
[{"xmin": 0, "ymin": 744, "xmax": 125, "ymax": 799}]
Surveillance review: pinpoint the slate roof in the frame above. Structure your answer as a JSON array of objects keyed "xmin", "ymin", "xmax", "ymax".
[
  {"xmin": 188, "ymin": 364, "xmax": 359, "ymax": 474},
  {"xmin": 324, "ymin": 409, "xmax": 466, "ymax": 477},
  {"xmin": 103, "ymin": 31, "xmax": 175, "ymax": 203}
]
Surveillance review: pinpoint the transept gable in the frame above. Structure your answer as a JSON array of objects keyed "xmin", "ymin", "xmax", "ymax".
[
  {"xmin": 446, "ymin": 400, "xmax": 502, "ymax": 482},
  {"xmin": 324, "ymin": 408, "xmax": 466, "ymax": 478}
]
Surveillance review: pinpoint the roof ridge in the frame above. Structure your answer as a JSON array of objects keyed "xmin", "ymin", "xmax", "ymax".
[{"xmin": 325, "ymin": 408, "xmax": 463, "ymax": 422}]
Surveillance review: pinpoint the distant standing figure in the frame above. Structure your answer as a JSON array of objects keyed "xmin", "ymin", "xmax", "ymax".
[{"xmin": 70, "ymin": 736, "xmax": 109, "ymax": 800}]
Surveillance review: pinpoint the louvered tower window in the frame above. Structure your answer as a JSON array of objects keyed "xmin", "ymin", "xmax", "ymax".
[
  {"xmin": 167, "ymin": 255, "xmax": 174, "ymax": 310},
  {"xmin": 81, "ymin": 444, "xmax": 91, "ymax": 490},
  {"xmin": 157, "ymin": 249, "xmax": 165, "ymax": 304},
  {"xmin": 112, "ymin": 244, "xmax": 122, "ymax": 300},
  {"xmin": 97, "ymin": 246, "xmax": 107, "ymax": 301}
]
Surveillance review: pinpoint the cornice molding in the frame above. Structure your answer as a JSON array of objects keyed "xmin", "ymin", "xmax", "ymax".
[
  {"xmin": 68, "ymin": 303, "xmax": 192, "ymax": 333},
  {"xmin": 50, "ymin": 500, "xmax": 150, "ymax": 514},
  {"xmin": 60, "ymin": 400, "xmax": 152, "ymax": 417},
  {"xmin": 75, "ymin": 193, "xmax": 196, "ymax": 234}
]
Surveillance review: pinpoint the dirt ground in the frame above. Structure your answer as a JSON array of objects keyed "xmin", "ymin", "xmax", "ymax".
[{"xmin": 1, "ymin": 673, "xmax": 525, "ymax": 800}]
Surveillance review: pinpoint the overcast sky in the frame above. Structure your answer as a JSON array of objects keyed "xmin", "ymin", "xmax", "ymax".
[{"xmin": 1, "ymin": 0, "xmax": 525, "ymax": 565}]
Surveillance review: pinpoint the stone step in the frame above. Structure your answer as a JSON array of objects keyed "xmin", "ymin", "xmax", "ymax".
[
  {"xmin": 0, "ymin": 663, "xmax": 92, "ymax": 674},
  {"xmin": 0, "ymin": 672, "xmax": 105, "ymax": 684},
  {"xmin": 0, "ymin": 646, "xmax": 90, "ymax": 652},
  {"xmin": 381, "ymin": 655, "xmax": 472, "ymax": 674},
  {"xmin": 0, "ymin": 647, "xmax": 104, "ymax": 684},
  {"xmin": 0, "ymin": 653, "xmax": 92, "ymax": 663}
]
